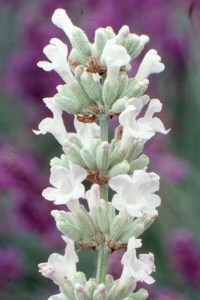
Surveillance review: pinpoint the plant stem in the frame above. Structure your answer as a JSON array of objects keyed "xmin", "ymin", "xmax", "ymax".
[
  {"xmin": 96, "ymin": 243, "xmax": 110, "ymax": 284},
  {"xmin": 99, "ymin": 114, "xmax": 109, "ymax": 141},
  {"xmin": 100, "ymin": 184, "xmax": 108, "ymax": 201},
  {"xmin": 99, "ymin": 113, "xmax": 109, "ymax": 201},
  {"xmin": 96, "ymin": 113, "xmax": 109, "ymax": 283}
]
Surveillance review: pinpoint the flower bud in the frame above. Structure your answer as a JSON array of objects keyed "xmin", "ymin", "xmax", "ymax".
[
  {"xmin": 97, "ymin": 201, "xmax": 110, "ymax": 234},
  {"xmin": 94, "ymin": 28, "xmax": 108, "ymax": 58},
  {"xmin": 51, "ymin": 210, "xmax": 83, "ymax": 242},
  {"xmin": 69, "ymin": 80, "xmax": 94, "ymax": 108},
  {"xmin": 63, "ymin": 142, "xmax": 87, "ymax": 168},
  {"xmin": 60, "ymin": 280, "xmax": 76, "ymax": 300},
  {"xmin": 108, "ymin": 160, "xmax": 130, "ymax": 178},
  {"xmin": 88, "ymin": 207, "xmax": 100, "ymax": 231},
  {"xmin": 109, "ymin": 142, "xmax": 127, "ymax": 168},
  {"xmin": 140, "ymin": 94, "xmax": 150, "ymax": 105},
  {"xmin": 50, "ymin": 155, "xmax": 69, "ymax": 168},
  {"xmin": 124, "ymin": 140, "xmax": 143, "ymax": 161},
  {"xmin": 116, "ymin": 25, "xmax": 130, "ymax": 43},
  {"xmin": 71, "ymin": 27, "xmax": 91, "ymax": 58},
  {"xmin": 111, "ymin": 97, "xmax": 128, "ymax": 114},
  {"xmin": 110, "ymin": 139, "xmax": 116, "ymax": 152},
  {"xmin": 102, "ymin": 80, "xmax": 118, "ymax": 107},
  {"xmin": 107, "ymin": 279, "xmax": 136, "ymax": 300},
  {"xmin": 81, "ymin": 72, "xmax": 102, "ymax": 104},
  {"xmin": 129, "ymin": 155, "xmax": 149, "ymax": 173},
  {"xmin": 105, "ymin": 275, "xmax": 114, "ymax": 292},
  {"xmin": 70, "ymin": 48, "xmax": 86, "ymax": 65},
  {"xmin": 93, "ymin": 284, "xmax": 107, "ymax": 300},
  {"xmin": 74, "ymin": 211, "xmax": 96, "ymax": 241},
  {"xmin": 55, "ymin": 89, "xmax": 84, "ymax": 115},
  {"xmin": 96, "ymin": 142, "xmax": 111, "ymax": 174},
  {"xmin": 119, "ymin": 222, "xmax": 144, "ymax": 244},
  {"xmin": 74, "ymin": 283, "xmax": 90, "ymax": 300},
  {"xmin": 110, "ymin": 214, "xmax": 132, "ymax": 242},
  {"xmin": 107, "ymin": 203, "xmax": 116, "ymax": 229},
  {"xmin": 85, "ymin": 278, "xmax": 97, "ymax": 298},
  {"xmin": 80, "ymin": 147, "xmax": 97, "ymax": 171},
  {"xmin": 119, "ymin": 214, "xmax": 155, "ymax": 243},
  {"xmin": 72, "ymin": 272, "xmax": 87, "ymax": 286},
  {"xmin": 90, "ymin": 138, "xmax": 102, "ymax": 158},
  {"xmin": 124, "ymin": 34, "xmax": 149, "ymax": 59},
  {"xmin": 105, "ymin": 26, "xmax": 115, "ymax": 39},
  {"xmin": 128, "ymin": 289, "xmax": 148, "ymax": 300},
  {"xmin": 121, "ymin": 79, "xmax": 149, "ymax": 99},
  {"xmin": 75, "ymin": 65, "xmax": 84, "ymax": 80}
]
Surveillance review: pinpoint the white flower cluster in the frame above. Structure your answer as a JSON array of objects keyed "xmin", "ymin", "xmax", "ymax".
[{"xmin": 35, "ymin": 8, "xmax": 168, "ymax": 300}]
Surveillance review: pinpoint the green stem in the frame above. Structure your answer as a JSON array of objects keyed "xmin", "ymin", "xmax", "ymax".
[
  {"xmin": 99, "ymin": 114, "xmax": 109, "ymax": 141},
  {"xmin": 100, "ymin": 184, "xmax": 108, "ymax": 201},
  {"xmin": 96, "ymin": 243, "xmax": 110, "ymax": 284},
  {"xmin": 96, "ymin": 113, "xmax": 109, "ymax": 284}
]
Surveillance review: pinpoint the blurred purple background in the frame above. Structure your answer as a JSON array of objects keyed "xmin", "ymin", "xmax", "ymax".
[{"xmin": 0, "ymin": 0, "xmax": 200, "ymax": 299}]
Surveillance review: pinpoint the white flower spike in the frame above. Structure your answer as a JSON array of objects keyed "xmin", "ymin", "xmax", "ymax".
[
  {"xmin": 37, "ymin": 38, "xmax": 75, "ymax": 84},
  {"xmin": 135, "ymin": 49, "xmax": 165, "ymax": 80},
  {"xmin": 36, "ymin": 8, "xmax": 168, "ymax": 297}
]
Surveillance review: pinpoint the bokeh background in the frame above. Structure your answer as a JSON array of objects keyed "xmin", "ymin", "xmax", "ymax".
[{"xmin": 0, "ymin": 0, "xmax": 200, "ymax": 299}]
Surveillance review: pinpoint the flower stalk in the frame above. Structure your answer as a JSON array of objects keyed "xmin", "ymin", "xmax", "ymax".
[{"xmin": 96, "ymin": 243, "xmax": 110, "ymax": 284}]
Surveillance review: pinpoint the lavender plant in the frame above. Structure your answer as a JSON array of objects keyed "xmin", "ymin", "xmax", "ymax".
[{"xmin": 34, "ymin": 8, "xmax": 168, "ymax": 300}]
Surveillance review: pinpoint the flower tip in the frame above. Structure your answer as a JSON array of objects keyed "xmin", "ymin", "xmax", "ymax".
[
  {"xmin": 118, "ymin": 25, "xmax": 130, "ymax": 40},
  {"xmin": 52, "ymin": 8, "xmax": 67, "ymax": 20},
  {"xmin": 97, "ymin": 283, "xmax": 106, "ymax": 294},
  {"xmin": 75, "ymin": 283, "xmax": 85, "ymax": 293},
  {"xmin": 160, "ymin": 62, "xmax": 165, "ymax": 72},
  {"xmin": 101, "ymin": 141, "xmax": 110, "ymax": 151},
  {"xmin": 149, "ymin": 210, "xmax": 158, "ymax": 219},
  {"xmin": 140, "ymin": 34, "xmax": 149, "ymax": 45},
  {"xmin": 52, "ymin": 8, "xmax": 74, "ymax": 39},
  {"xmin": 63, "ymin": 140, "xmax": 71, "ymax": 148},
  {"xmin": 51, "ymin": 210, "xmax": 60, "ymax": 218}
]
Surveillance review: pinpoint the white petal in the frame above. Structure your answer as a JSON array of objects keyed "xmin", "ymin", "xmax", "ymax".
[
  {"xmin": 120, "ymin": 238, "xmax": 155, "ymax": 286},
  {"xmin": 49, "ymin": 166, "xmax": 69, "ymax": 188},
  {"xmin": 84, "ymin": 184, "xmax": 100, "ymax": 209},
  {"xmin": 100, "ymin": 39, "xmax": 131, "ymax": 83},
  {"xmin": 37, "ymin": 61, "xmax": 54, "ymax": 71},
  {"xmin": 74, "ymin": 118, "xmax": 100, "ymax": 146},
  {"xmin": 62, "ymin": 236, "xmax": 78, "ymax": 278},
  {"xmin": 69, "ymin": 184, "xmax": 85, "ymax": 200},
  {"xmin": 69, "ymin": 161, "xmax": 87, "ymax": 186},
  {"xmin": 145, "ymin": 99, "xmax": 162, "ymax": 118},
  {"xmin": 135, "ymin": 49, "xmax": 165, "ymax": 80},
  {"xmin": 42, "ymin": 187, "xmax": 59, "ymax": 200},
  {"xmin": 33, "ymin": 98, "xmax": 68, "ymax": 145},
  {"xmin": 38, "ymin": 38, "xmax": 74, "ymax": 84},
  {"xmin": 52, "ymin": 9, "xmax": 74, "ymax": 40}
]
